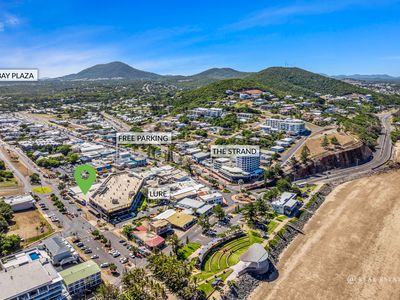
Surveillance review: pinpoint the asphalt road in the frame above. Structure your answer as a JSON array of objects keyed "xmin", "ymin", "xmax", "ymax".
[{"xmin": 297, "ymin": 113, "xmax": 393, "ymax": 184}]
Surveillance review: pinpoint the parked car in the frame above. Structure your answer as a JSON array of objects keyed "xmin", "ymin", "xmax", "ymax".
[
  {"xmin": 91, "ymin": 254, "xmax": 99, "ymax": 259},
  {"xmin": 84, "ymin": 249, "xmax": 92, "ymax": 254},
  {"xmin": 100, "ymin": 262, "xmax": 109, "ymax": 268}
]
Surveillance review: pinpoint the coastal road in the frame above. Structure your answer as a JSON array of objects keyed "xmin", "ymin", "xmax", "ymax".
[{"xmin": 297, "ymin": 112, "xmax": 393, "ymax": 184}]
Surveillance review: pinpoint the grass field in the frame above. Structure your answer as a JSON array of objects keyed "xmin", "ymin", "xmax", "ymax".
[
  {"xmin": 179, "ymin": 242, "xmax": 201, "ymax": 260},
  {"xmin": 8, "ymin": 209, "xmax": 54, "ymax": 243},
  {"xmin": 0, "ymin": 177, "xmax": 18, "ymax": 188},
  {"xmin": 32, "ymin": 186, "xmax": 53, "ymax": 194},
  {"xmin": 267, "ymin": 220, "xmax": 279, "ymax": 234},
  {"xmin": 196, "ymin": 231, "xmax": 263, "ymax": 282}
]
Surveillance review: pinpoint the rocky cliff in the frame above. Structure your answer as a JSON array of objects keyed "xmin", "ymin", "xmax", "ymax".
[{"xmin": 286, "ymin": 143, "xmax": 373, "ymax": 180}]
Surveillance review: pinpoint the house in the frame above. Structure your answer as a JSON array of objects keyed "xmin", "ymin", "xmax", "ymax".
[
  {"xmin": 149, "ymin": 219, "xmax": 172, "ymax": 236},
  {"xmin": 59, "ymin": 260, "xmax": 102, "ymax": 297},
  {"xmin": 40, "ymin": 236, "xmax": 78, "ymax": 266},
  {"xmin": 132, "ymin": 225, "xmax": 165, "ymax": 250}
]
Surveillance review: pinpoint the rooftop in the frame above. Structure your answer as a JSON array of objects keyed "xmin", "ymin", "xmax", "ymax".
[
  {"xmin": 240, "ymin": 243, "xmax": 269, "ymax": 263},
  {"xmin": 59, "ymin": 260, "xmax": 101, "ymax": 286},
  {"xmin": 0, "ymin": 259, "xmax": 61, "ymax": 300},
  {"xmin": 91, "ymin": 172, "xmax": 143, "ymax": 213},
  {"xmin": 167, "ymin": 212, "xmax": 195, "ymax": 228}
]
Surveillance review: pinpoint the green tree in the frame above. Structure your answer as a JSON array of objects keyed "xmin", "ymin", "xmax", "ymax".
[
  {"xmin": 95, "ymin": 283, "xmax": 120, "ymax": 300},
  {"xmin": 300, "ymin": 145, "xmax": 310, "ymax": 164},
  {"xmin": 0, "ymin": 201, "xmax": 13, "ymax": 222},
  {"xmin": 197, "ymin": 215, "xmax": 211, "ymax": 233},
  {"xmin": 321, "ymin": 135, "xmax": 329, "ymax": 148},
  {"xmin": 29, "ymin": 173, "xmax": 41, "ymax": 185},
  {"xmin": 331, "ymin": 136, "xmax": 339, "ymax": 145},
  {"xmin": 167, "ymin": 233, "xmax": 183, "ymax": 256},
  {"xmin": 212, "ymin": 204, "xmax": 225, "ymax": 221}
]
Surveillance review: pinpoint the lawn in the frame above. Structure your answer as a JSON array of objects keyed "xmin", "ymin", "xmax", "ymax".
[
  {"xmin": 276, "ymin": 214, "xmax": 288, "ymax": 222},
  {"xmin": 196, "ymin": 231, "xmax": 263, "ymax": 282},
  {"xmin": 267, "ymin": 220, "xmax": 279, "ymax": 234},
  {"xmin": 0, "ymin": 177, "xmax": 18, "ymax": 188},
  {"xmin": 32, "ymin": 186, "xmax": 53, "ymax": 194},
  {"xmin": 198, "ymin": 269, "xmax": 234, "ymax": 297},
  {"xmin": 179, "ymin": 242, "xmax": 201, "ymax": 260}
]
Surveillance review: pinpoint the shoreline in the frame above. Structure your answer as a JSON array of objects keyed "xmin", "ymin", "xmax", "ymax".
[{"xmin": 222, "ymin": 163, "xmax": 400, "ymax": 300}]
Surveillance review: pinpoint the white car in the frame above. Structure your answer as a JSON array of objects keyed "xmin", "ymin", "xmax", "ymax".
[
  {"xmin": 100, "ymin": 262, "xmax": 109, "ymax": 268},
  {"xmin": 90, "ymin": 254, "xmax": 99, "ymax": 259},
  {"xmin": 112, "ymin": 251, "xmax": 120, "ymax": 258}
]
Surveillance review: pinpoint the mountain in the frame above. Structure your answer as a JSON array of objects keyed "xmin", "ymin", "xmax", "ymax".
[
  {"xmin": 247, "ymin": 67, "xmax": 367, "ymax": 96},
  {"xmin": 332, "ymin": 74, "xmax": 400, "ymax": 82},
  {"xmin": 59, "ymin": 61, "xmax": 162, "ymax": 81},
  {"xmin": 189, "ymin": 68, "xmax": 249, "ymax": 80},
  {"xmin": 58, "ymin": 62, "xmax": 249, "ymax": 84},
  {"xmin": 175, "ymin": 67, "xmax": 396, "ymax": 110}
]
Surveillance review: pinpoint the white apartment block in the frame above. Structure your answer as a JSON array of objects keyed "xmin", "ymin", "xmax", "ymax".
[
  {"xmin": 236, "ymin": 155, "xmax": 260, "ymax": 172},
  {"xmin": 265, "ymin": 118, "xmax": 305, "ymax": 135}
]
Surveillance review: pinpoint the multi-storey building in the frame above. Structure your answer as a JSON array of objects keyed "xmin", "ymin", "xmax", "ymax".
[
  {"xmin": 59, "ymin": 260, "xmax": 101, "ymax": 297},
  {"xmin": 236, "ymin": 155, "xmax": 261, "ymax": 172},
  {"xmin": 264, "ymin": 118, "xmax": 306, "ymax": 135},
  {"xmin": 0, "ymin": 249, "xmax": 69, "ymax": 300}
]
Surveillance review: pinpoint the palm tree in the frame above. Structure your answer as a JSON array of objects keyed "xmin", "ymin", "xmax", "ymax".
[
  {"xmin": 95, "ymin": 283, "xmax": 120, "ymax": 300},
  {"xmin": 167, "ymin": 233, "xmax": 183, "ymax": 256}
]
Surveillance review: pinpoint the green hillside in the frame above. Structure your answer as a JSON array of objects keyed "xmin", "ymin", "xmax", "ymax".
[
  {"xmin": 174, "ymin": 67, "xmax": 399, "ymax": 110},
  {"xmin": 247, "ymin": 67, "xmax": 367, "ymax": 96}
]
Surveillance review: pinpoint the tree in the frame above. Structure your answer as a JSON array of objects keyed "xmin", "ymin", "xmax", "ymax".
[
  {"xmin": 29, "ymin": 173, "xmax": 41, "ymax": 185},
  {"xmin": 0, "ymin": 234, "xmax": 21, "ymax": 256},
  {"xmin": 122, "ymin": 225, "xmax": 133, "ymax": 240},
  {"xmin": 300, "ymin": 145, "xmax": 310, "ymax": 164},
  {"xmin": 121, "ymin": 268, "xmax": 167, "ymax": 299},
  {"xmin": 95, "ymin": 283, "xmax": 120, "ymax": 300},
  {"xmin": 0, "ymin": 216, "xmax": 9, "ymax": 233},
  {"xmin": 321, "ymin": 135, "xmax": 329, "ymax": 148},
  {"xmin": 167, "ymin": 233, "xmax": 183, "ymax": 256},
  {"xmin": 331, "ymin": 136, "xmax": 339, "ymax": 145},
  {"xmin": 109, "ymin": 263, "xmax": 117, "ymax": 273},
  {"xmin": 0, "ymin": 201, "xmax": 13, "ymax": 222},
  {"xmin": 212, "ymin": 204, "xmax": 225, "ymax": 221},
  {"xmin": 243, "ymin": 203, "xmax": 257, "ymax": 225},
  {"xmin": 197, "ymin": 215, "xmax": 211, "ymax": 233}
]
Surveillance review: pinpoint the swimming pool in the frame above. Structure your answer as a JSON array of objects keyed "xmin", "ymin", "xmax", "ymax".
[{"xmin": 29, "ymin": 252, "xmax": 40, "ymax": 260}]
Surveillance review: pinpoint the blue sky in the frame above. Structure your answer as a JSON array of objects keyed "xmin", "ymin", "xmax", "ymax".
[{"xmin": 1, "ymin": 0, "xmax": 400, "ymax": 77}]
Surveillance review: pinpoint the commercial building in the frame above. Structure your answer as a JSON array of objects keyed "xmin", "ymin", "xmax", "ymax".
[
  {"xmin": 3, "ymin": 194, "xmax": 35, "ymax": 212},
  {"xmin": 264, "ymin": 118, "xmax": 306, "ymax": 135},
  {"xmin": 166, "ymin": 212, "xmax": 196, "ymax": 231},
  {"xmin": 271, "ymin": 192, "xmax": 302, "ymax": 216},
  {"xmin": 89, "ymin": 172, "xmax": 144, "ymax": 222},
  {"xmin": 59, "ymin": 260, "xmax": 102, "ymax": 297},
  {"xmin": 199, "ymin": 192, "xmax": 224, "ymax": 205},
  {"xmin": 0, "ymin": 249, "xmax": 69, "ymax": 300}
]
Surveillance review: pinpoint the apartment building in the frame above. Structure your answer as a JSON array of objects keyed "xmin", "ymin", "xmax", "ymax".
[{"xmin": 264, "ymin": 118, "xmax": 306, "ymax": 135}]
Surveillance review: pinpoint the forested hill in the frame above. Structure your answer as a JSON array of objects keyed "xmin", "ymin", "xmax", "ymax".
[{"xmin": 174, "ymin": 67, "xmax": 399, "ymax": 110}]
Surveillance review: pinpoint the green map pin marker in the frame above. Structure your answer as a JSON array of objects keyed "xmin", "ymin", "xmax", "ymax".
[{"xmin": 74, "ymin": 164, "xmax": 96, "ymax": 195}]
